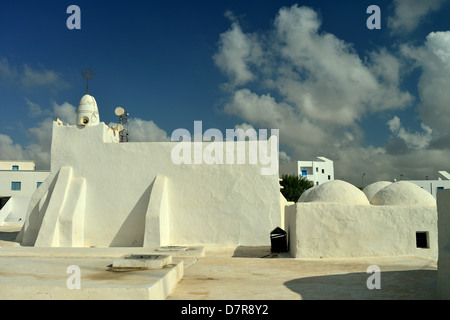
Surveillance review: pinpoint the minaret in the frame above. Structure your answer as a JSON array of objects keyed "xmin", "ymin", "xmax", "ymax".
[
  {"xmin": 77, "ymin": 94, "xmax": 100, "ymax": 126},
  {"xmin": 77, "ymin": 68, "xmax": 100, "ymax": 126}
]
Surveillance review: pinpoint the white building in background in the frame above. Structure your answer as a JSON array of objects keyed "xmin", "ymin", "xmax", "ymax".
[
  {"xmin": 0, "ymin": 161, "xmax": 50, "ymax": 226},
  {"xmin": 407, "ymin": 171, "xmax": 450, "ymax": 199},
  {"xmin": 279, "ymin": 157, "xmax": 334, "ymax": 186}
]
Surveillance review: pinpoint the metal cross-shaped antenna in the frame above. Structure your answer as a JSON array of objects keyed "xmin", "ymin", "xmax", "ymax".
[{"xmin": 82, "ymin": 68, "xmax": 95, "ymax": 94}]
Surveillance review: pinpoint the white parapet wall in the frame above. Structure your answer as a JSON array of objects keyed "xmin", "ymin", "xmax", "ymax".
[
  {"xmin": 17, "ymin": 122, "xmax": 281, "ymax": 248},
  {"xmin": 437, "ymin": 189, "xmax": 450, "ymax": 299}
]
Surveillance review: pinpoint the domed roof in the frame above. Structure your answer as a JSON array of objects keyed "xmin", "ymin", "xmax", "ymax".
[
  {"xmin": 78, "ymin": 94, "xmax": 98, "ymax": 113},
  {"xmin": 370, "ymin": 181, "xmax": 436, "ymax": 206},
  {"xmin": 363, "ymin": 181, "xmax": 393, "ymax": 202},
  {"xmin": 77, "ymin": 94, "xmax": 100, "ymax": 126},
  {"xmin": 298, "ymin": 180, "xmax": 370, "ymax": 205}
]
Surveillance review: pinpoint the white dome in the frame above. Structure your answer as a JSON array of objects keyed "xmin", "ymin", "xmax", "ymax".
[
  {"xmin": 371, "ymin": 181, "xmax": 436, "ymax": 206},
  {"xmin": 77, "ymin": 94, "xmax": 100, "ymax": 126},
  {"xmin": 363, "ymin": 181, "xmax": 393, "ymax": 202},
  {"xmin": 298, "ymin": 180, "xmax": 370, "ymax": 205}
]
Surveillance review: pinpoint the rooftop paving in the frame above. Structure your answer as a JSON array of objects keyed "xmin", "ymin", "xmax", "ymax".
[{"xmin": 0, "ymin": 226, "xmax": 438, "ymax": 300}]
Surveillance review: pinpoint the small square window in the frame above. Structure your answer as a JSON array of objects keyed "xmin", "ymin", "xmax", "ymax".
[
  {"xmin": 11, "ymin": 182, "xmax": 21, "ymax": 191},
  {"xmin": 322, "ymin": 169, "xmax": 325, "ymax": 174},
  {"xmin": 416, "ymin": 232, "xmax": 429, "ymax": 249},
  {"xmin": 12, "ymin": 165, "xmax": 19, "ymax": 171},
  {"xmin": 37, "ymin": 182, "xmax": 42, "ymax": 188},
  {"xmin": 328, "ymin": 175, "xmax": 331, "ymax": 180}
]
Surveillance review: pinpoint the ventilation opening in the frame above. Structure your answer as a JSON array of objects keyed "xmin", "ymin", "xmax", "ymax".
[{"xmin": 416, "ymin": 232, "xmax": 429, "ymax": 249}]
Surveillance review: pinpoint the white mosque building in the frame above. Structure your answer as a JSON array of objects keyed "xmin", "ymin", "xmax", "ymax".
[
  {"xmin": 5, "ymin": 88, "xmax": 450, "ymax": 299},
  {"xmin": 16, "ymin": 93, "xmax": 282, "ymax": 248}
]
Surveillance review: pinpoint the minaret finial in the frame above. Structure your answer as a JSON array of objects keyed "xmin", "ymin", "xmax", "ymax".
[{"xmin": 82, "ymin": 68, "xmax": 95, "ymax": 94}]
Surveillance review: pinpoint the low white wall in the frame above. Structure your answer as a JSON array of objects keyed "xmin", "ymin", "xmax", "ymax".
[
  {"xmin": 286, "ymin": 202, "xmax": 438, "ymax": 260},
  {"xmin": 437, "ymin": 189, "xmax": 450, "ymax": 299}
]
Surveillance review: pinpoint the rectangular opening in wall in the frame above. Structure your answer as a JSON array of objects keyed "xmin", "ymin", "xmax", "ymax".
[
  {"xmin": 11, "ymin": 181, "xmax": 21, "ymax": 191},
  {"xmin": 416, "ymin": 232, "xmax": 429, "ymax": 249}
]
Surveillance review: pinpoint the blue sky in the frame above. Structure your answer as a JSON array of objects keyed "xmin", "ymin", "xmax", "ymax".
[{"xmin": 1, "ymin": 0, "xmax": 450, "ymax": 185}]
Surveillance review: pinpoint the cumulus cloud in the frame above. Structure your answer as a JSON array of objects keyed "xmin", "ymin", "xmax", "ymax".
[
  {"xmin": 214, "ymin": 4, "xmax": 450, "ymax": 185},
  {"xmin": 388, "ymin": 0, "xmax": 447, "ymax": 34},
  {"xmin": 0, "ymin": 101, "xmax": 77, "ymax": 170},
  {"xmin": 216, "ymin": 5, "xmax": 413, "ymax": 129},
  {"xmin": 402, "ymin": 32, "xmax": 450, "ymax": 134},
  {"xmin": 387, "ymin": 116, "xmax": 433, "ymax": 151},
  {"xmin": 0, "ymin": 57, "xmax": 18, "ymax": 80},
  {"xmin": 126, "ymin": 118, "xmax": 170, "ymax": 142},
  {"xmin": 25, "ymin": 98, "xmax": 44, "ymax": 117},
  {"xmin": 0, "ymin": 57, "xmax": 69, "ymax": 89},
  {"xmin": 213, "ymin": 12, "xmax": 263, "ymax": 88}
]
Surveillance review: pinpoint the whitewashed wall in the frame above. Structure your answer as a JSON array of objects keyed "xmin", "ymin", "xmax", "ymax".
[
  {"xmin": 286, "ymin": 202, "xmax": 438, "ymax": 260},
  {"xmin": 437, "ymin": 189, "xmax": 450, "ymax": 299},
  {"xmin": 18, "ymin": 122, "xmax": 281, "ymax": 248}
]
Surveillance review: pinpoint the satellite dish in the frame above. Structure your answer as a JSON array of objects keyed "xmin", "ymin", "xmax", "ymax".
[
  {"xmin": 116, "ymin": 124, "xmax": 124, "ymax": 132},
  {"xmin": 115, "ymin": 107, "xmax": 125, "ymax": 116}
]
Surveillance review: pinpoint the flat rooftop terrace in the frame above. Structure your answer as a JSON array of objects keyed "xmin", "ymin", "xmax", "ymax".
[{"xmin": 0, "ymin": 226, "xmax": 438, "ymax": 300}]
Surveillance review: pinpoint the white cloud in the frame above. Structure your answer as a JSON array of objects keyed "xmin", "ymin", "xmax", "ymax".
[
  {"xmin": 214, "ymin": 4, "xmax": 450, "ymax": 185},
  {"xmin": 126, "ymin": 118, "xmax": 170, "ymax": 142},
  {"xmin": 388, "ymin": 0, "xmax": 447, "ymax": 34},
  {"xmin": 25, "ymin": 98, "xmax": 44, "ymax": 117},
  {"xmin": 387, "ymin": 116, "xmax": 433, "ymax": 150},
  {"xmin": 0, "ymin": 101, "xmax": 78, "ymax": 170},
  {"xmin": 0, "ymin": 56, "xmax": 69, "ymax": 89},
  {"xmin": 0, "ymin": 134, "xmax": 26, "ymax": 160},
  {"xmin": 213, "ymin": 13, "xmax": 262, "ymax": 88},
  {"xmin": 0, "ymin": 57, "xmax": 18, "ymax": 80},
  {"xmin": 401, "ymin": 31, "xmax": 450, "ymax": 133}
]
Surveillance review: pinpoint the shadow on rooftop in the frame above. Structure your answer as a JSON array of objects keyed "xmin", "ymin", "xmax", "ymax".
[
  {"xmin": 284, "ymin": 269, "xmax": 437, "ymax": 300},
  {"xmin": 232, "ymin": 246, "xmax": 271, "ymax": 258},
  {"xmin": 232, "ymin": 246, "xmax": 291, "ymax": 259},
  {"xmin": 0, "ymin": 230, "xmax": 20, "ymax": 242}
]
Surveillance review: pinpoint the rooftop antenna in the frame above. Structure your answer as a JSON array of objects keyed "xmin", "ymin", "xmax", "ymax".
[
  {"xmin": 115, "ymin": 107, "xmax": 129, "ymax": 143},
  {"xmin": 82, "ymin": 68, "xmax": 95, "ymax": 94}
]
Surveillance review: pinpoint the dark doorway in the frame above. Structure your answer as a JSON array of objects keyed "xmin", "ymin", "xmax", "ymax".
[{"xmin": 416, "ymin": 232, "xmax": 429, "ymax": 249}]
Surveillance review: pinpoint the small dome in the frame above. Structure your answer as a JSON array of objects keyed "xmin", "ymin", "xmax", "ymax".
[
  {"xmin": 78, "ymin": 94, "xmax": 98, "ymax": 112},
  {"xmin": 371, "ymin": 181, "xmax": 436, "ymax": 206},
  {"xmin": 363, "ymin": 181, "xmax": 393, "ymax": 202},
  {"xmin": 77, "ymin": 94, "xmax": 100, "ymax": 126},
  {"xmin": 298, "ymin": 180, "xmax": 370, "ymax": 205}
]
